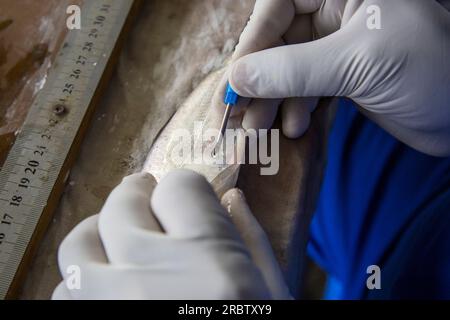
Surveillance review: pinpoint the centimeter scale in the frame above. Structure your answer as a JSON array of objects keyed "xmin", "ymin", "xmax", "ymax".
[{"xmin": 0, "ymin": 0, "xmax": 138, "ymax": 299}]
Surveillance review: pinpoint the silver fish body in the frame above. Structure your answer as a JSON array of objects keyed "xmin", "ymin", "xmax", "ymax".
[{"xmin": 143, "ymin": 64, "xmax": 335, "ymax": 296}]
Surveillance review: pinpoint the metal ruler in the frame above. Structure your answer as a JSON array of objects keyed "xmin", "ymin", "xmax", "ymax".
[{"xmin": 0, "ymin": 0, "xmax": 137, "ymax": 299}]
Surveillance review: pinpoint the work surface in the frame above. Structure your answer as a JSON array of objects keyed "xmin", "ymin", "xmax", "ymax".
[{"xmin": 1, "ymin": 0, "xmax": 331, "ymax": 299}]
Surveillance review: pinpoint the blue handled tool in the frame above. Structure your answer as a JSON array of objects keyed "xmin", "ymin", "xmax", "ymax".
[{"xmin": 213, "ymin": 82, "xmax": 239, "ymax": 156}]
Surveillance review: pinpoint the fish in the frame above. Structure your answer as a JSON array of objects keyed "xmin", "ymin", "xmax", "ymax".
[
  {"xmin": 142, "ymin": 62, "xmax": 336, "ymax": 296},
  {"xmin": 143, "ymin": 66, "xmax": 246, "ymax": 196}
]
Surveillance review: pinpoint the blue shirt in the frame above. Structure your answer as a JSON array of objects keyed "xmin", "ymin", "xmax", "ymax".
[{"xmin": 308, "ymin": 98, "xmax": 450, "ymax": 299}]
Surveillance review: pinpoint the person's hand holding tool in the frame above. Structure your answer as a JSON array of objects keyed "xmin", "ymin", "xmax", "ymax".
[
  {"xmin": 52, "ymin": 170, "xmax": 291, "ymax": 300},
  {"xmin": 223, "ymin": 0, "xmax": 450, "ymax": 156}
]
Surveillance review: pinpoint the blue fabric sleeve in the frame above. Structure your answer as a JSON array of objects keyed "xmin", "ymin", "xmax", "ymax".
[{"xmin": 307, "ymin": 98, "xmax": 450, "ymax": 299}]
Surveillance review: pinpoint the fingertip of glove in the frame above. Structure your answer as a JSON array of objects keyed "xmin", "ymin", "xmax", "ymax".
[
  {"xmin": 229, "ymin": 59, "xmax": 251, "ymax": 97},
  {"xmin": 160, "ymin": 169, "xmax": 208, "ymax": 188},
  {"xmin": 121, "ymin": 171, "xmax": 156, "ymax": 186},
  {"xmin": 221, "ymin": 188, "xmax": 246, "ymax": 214},
  {"xmin": 151, "ymin": 169, "xmax": 213, "ymax": 208},
  {"xmin": 282, "ymin": 116, "xmax": 310, "ymax": 139}
]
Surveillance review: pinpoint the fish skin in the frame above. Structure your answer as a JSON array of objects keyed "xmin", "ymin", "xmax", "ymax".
[{"xmin": 143, "ymin": 66, "xmax": 245, "ymax": 197}]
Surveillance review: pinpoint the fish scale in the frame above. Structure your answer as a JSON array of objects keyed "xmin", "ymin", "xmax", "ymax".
[{"xmin": 143, "ymin": 67, "xmax": 245, "ymax": 196}]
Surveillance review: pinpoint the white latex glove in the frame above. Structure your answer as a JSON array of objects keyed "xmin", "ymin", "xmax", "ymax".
[
  {"xmin": 52, "ymin": 170, "xmax": 291, "ymax": 300},
  {"xmin": 226, "ymin": 0, "xmax": 450, "ymax": 156}
]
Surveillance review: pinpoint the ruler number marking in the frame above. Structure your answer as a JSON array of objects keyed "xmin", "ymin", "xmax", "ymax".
[{"xmin": 0, "ymin": 0, "xmax": 134, "ymax": 299}]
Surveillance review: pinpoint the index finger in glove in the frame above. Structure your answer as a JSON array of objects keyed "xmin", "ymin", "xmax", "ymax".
[
  {"xmin": 98, "ymin": 172, "xmax": 164, "ymax": 265},
  {"xmin": 233, "ymin": 0, "xmax": 323, "ymax": 59},
  {"xmin": 151, "ymin": 169, "xmax": 241, "ymax": 241},
  {"xmin": 221, "ymin": 189, "xmax": 292, "ymax": 300}
]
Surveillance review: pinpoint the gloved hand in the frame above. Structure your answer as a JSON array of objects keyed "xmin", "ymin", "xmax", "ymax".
[
  {"xmin": 223, "ymin": 0, "xmax": 450, "ymax": 156},
  {"xmin": 52, "ymin": 170, "xmax": 291, "ymax": 300}
]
